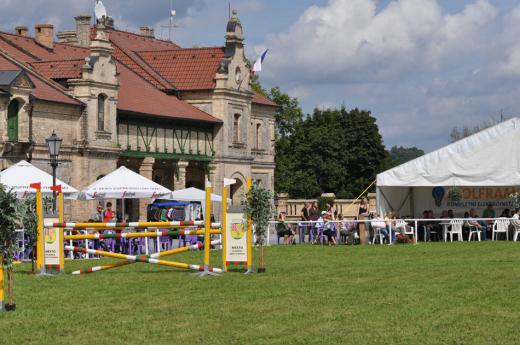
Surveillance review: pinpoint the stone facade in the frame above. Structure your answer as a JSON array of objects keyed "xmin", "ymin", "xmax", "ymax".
[{"xmin": 0, "ymin": 11, "xmax": 276, "ymax": 221}]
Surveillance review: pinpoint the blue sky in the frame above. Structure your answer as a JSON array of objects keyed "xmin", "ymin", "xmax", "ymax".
[{"xmin": 1, "ymin": 0, "xmax": 520, "ymax": 152}]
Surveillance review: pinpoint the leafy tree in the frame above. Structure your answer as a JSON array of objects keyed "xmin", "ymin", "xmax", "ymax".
[
  {"xmin": 389, "ymin": 146, "xmax": 424, "ymax": 165},
  {"xmin": 250, "ymin": 73, "xmax": 267, "ymax": 97},
  {"xmin": 273, "ymin": 104, "xmax": 388, "ymax": 198},
  {"xmin": 245, "ymin": 183, "xmax": 273, "ymax": 273},
  {"xmin": 268, "ymin": 86, "xmax": 303, "ymax": 139},
  {"xmin": 0, "ymin": 184, "xmax": 27, "ymax": 311},
  {"xmin": 21, "ymin": 198, "xmax": 37, "ymax": 273}
]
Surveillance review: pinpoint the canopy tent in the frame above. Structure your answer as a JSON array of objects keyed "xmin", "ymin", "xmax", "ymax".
[
  {"xmin": 169, "ymin": 187, "xmax": 225, "ymax": 203},
  {"xmin": 0, "ymin": 160, "xmax": 79, "ymax": 199},
  {"xmin": 377, "ymin": 117, "xmax": 520, "ymax": 217},
  {"xmin": 168, "ymin": 187, "xmax": 231, "ymax": 220},
  {"xmin": 78, "ymin": 166, "xmax": 172, "ymax": 200}
]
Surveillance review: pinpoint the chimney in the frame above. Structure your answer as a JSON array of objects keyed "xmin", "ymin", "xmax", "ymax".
[
  {"xmin": 35, "ymin": 24, "xmax": 54, "ymax": 49},
  {"xmin": 15, "ymin": 26, "xmax": 28, "ymax": 36},
  {"xmin": 75, "ymin": 15, "xmax": 91, "ymax": 47},
  {"xmin": 139, "ymin": 26, "xmax": 154, "ymax": 38}
]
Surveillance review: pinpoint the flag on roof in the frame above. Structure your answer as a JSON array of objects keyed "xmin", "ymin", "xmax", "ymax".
[{"xmin": 252, "ymin": 49, "xmax": 269, "ymax": 73}]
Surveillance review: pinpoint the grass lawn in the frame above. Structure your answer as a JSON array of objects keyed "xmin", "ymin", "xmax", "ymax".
[{"xmin": 1, "ymin": 242, "xmax": 520, "ymax": 345}]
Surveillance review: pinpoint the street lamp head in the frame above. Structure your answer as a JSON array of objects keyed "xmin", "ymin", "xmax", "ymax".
[{"xmin": 46, "ymin": 131, "xmax": 62, "ymax": 157}]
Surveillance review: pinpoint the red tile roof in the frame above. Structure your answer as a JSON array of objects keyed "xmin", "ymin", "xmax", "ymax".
[
  {"xmin": 137, "ymin": 47, "xmax": 225, "ymax": 90},
  {"xmin": 0, "ymin": 52, "xmax": 80, "ymax": 105},
  {"xmin": 0, "ymin": 26, "xmax": 270, "ymax": 117},
  {"xmin": 0, "ymin": 32, "xmax": 89, "ymax": 61},
  {"xmin": 116, "ymin": 61, "xmax": 220, "ymax": 123},
  {"xmin": 30, "ymin": 59, "xmax": 83, "ymax": 79},
  {"xmin": 104, "ymin": 29, "xmax": 178, "ymax": 90},
  {"xmin": 252, "ymin": 92, "xmax": 278, "ymax": 107}
]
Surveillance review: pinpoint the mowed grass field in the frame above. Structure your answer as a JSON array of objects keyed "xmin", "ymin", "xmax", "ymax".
[{"xmin": 1, "ymin": 242, "xmax": 520, "ymax": 345}]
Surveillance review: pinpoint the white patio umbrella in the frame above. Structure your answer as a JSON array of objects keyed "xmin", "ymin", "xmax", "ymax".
[
  {"xmin": 0, "ymin": 160, "xmax": 78, "ymax": 199},
  {"xmin": 79, "ymin": 166, "xmax": 173, "ymax": 220}
]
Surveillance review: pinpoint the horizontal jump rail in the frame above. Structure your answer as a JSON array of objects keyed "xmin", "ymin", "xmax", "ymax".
[
  {"xmin": 53, "ymin": 221, "xmax": 221, "ymax": 229},
  {"xmin": 64, "ymin": 245, "xmax": 223, "ymax": 273},
  {"xmin": 64, "ymin": 229, "xmax": 221, "ymax": 241},
  {"xmin": 71, "ymin": 240, "xmax": 222, "ymax": 275}
]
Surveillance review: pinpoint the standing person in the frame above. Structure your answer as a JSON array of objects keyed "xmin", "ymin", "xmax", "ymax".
[
  {"xmin": 103, "ymin": 202, "xmax": 115, "ymax": 223},
  {"xmin": 358, "ymin": 197, "xmax": 370, "ymax": 217},
  {"xmin": 309, "ymin": 202, "xmax": 320, "ymax": 241},
  {"xmin": 482, "ymin": 204, "xmax": 495, "ymax": 238},
  {"xmin": 358, "ymin": 196, "xmax": 372, "ymax": 243},
  {"xmin": 91, "ymin": 203, "xmax": 104, "ymax": 222},
  {"xmin": 300, "ymin": 202, "xmax": 310, "ymax": 242}
]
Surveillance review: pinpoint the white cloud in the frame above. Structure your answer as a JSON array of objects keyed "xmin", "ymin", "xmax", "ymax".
[
  {"xmin": 256, "ymin": 0, "xmax": 520, "ymax": 151},
  {"xmin": 262, "ymin": 0, "xmax": 497, "ymax": 83}
]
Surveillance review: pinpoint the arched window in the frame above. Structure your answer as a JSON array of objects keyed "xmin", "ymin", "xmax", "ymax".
[
  {"xmin": 256, "ymin": 123, "xmax": 261, "ymax": 149},
  {"xmin": 233, "ymin": 114, "xmax": 241, "ymax": 143},
  {"xmin": 7, "ymin": 99, "xmax": 19, "ymax": 142},
  {"xmin": 97, "ymin": 94, "xmax": 106, "ymax": 131}
]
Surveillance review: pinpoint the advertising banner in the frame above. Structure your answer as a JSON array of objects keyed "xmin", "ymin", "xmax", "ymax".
[{"xmin": 225, "ymin": 212, "xmax": 248, "ymax": 264}]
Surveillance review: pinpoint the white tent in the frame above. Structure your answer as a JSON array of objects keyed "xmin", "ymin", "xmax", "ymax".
[
  {"xmin": 377, "ymin": 117, "xmax": 520, "ymax": 217},
  {"xmin": 0, "ymin": 160, "xmax": 79, "ymax": 199},
  {"xmin": 79, "ymin": 166, "xmax": 172, "ymax": 200},
  {"xmin": 170, "ymin": 187, "xmax": 225, "ymax": 203}
]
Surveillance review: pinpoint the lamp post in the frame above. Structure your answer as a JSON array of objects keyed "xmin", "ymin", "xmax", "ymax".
[{"xmin": 46, "ymin": 131, "xmax": 62, "ymax": 213}]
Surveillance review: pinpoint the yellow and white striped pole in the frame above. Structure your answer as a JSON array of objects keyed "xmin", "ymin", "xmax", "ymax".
[
  {"xmin": 58, "ymin": 191, "xmax": 64, "ymax": 273},
  {"xmin": 0, "ymin": 255, "xmax": 4, "ymax": 312},
  {"xmin": 35, "ymin": 188, "xmax": 45, "ymax": 274},
  {"xmin": 246, "ymin": 177, "xmax": 253, "ymax": 274},
  {"xmin": 203, "ymin": 179, "xmax": 212, "ymax": 273},
  {"xmin": 221, "ymin": 183, "xmax": 228, "ymax": 272}
]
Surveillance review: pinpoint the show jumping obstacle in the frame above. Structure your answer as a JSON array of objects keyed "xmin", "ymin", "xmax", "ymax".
[
  {"xmin": 32, "ymin": 179, "xmax": 253, "ymax": 276},
  {"xmin": 72, "ymin": 239, "xmax": 222, "ymax": 274}
]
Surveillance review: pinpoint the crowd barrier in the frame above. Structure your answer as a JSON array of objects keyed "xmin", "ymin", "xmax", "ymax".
[{"xmin": 267, "ymin": 217, "xmax": 520, "ymax": 244}]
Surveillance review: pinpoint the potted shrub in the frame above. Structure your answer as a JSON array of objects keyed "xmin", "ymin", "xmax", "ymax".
[{"xmin": 245, "ymin": 183, "xmax": 273, "ymax": 273}]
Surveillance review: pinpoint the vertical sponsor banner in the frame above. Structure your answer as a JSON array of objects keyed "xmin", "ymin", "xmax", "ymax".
[
  {"xmin": 225, "ymin": 212, "xmax": 248, "ymax": 265},
  {"xmin": 44, "ymin": 217, "xmax": 63, "ymax": 274}
]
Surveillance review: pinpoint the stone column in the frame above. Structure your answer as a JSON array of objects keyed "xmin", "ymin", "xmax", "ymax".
[
  {"xmin": 138, "ymin": 157, "xmax": 155, "ymax": 220},
  {"xmin": 174, "ymin": 160, "xmax": 189, "ymax": 190}
]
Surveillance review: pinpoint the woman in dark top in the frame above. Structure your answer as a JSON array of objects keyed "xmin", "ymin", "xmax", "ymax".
[
  {"xmin": 276, "ymin": 212, "xmax": 294, "ymax": 245},
  {"xmin": 359, "ymin": 197, "xmax": 370, "ymax": 217}
]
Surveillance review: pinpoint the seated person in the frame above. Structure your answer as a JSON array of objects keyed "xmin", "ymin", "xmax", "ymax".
[
  {"xmin": 500, "ymin": 208, "xmax": 511, "ymax": 218},
  {"xmin": 276, "ymin": 212, "xmax": 294, "ymax": 245},
  {"xmin": 467, "ymin": 208, "xmax": 486, "ymax": 240},
  {"xmin": 512, "ymin": 209, "xmax": 520, "ymax": 225},
  {"xmin": 371, "ymin": 213, "xmax": 389, "ymax": 243},
  {"xmin": 338, "ymin": 214, "xmax": 348, "ymax": 242},
  {"xmin": 322, "ymin": 213, "xmax": 337, "ymax": 245}
]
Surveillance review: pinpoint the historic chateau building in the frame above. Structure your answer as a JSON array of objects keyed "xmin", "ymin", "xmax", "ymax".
[{"xmin": 0, "ymin": 11, "xmax": 276, "ymax": 220}]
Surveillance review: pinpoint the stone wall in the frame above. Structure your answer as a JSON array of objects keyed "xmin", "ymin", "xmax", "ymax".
[{"xmin": 275, "ymin": 193, "xmax": 377, "ymax": 221}]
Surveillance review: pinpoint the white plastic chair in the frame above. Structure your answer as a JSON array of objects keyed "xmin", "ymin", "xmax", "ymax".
[
  {"xmin": 395, "ymin": 220, "xmax": 415, "ymax": 241},
  {"xmin": 492, "ymin": 218, "xmax": 509, "ymax": 241},
  {"xmin": 512, "ymin": 220, "xmax": 520, "ymax": 242},
  {"xmin": 447, "ymin": 219, "xmax": 463, "ymax": 242},
  {"xmin": 466, "ymin": 221, "xmax": 481, "ymax": 242},
  {"xmin": 372, "ymin": 227, "xmax": 386, "ymax": 245}
]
